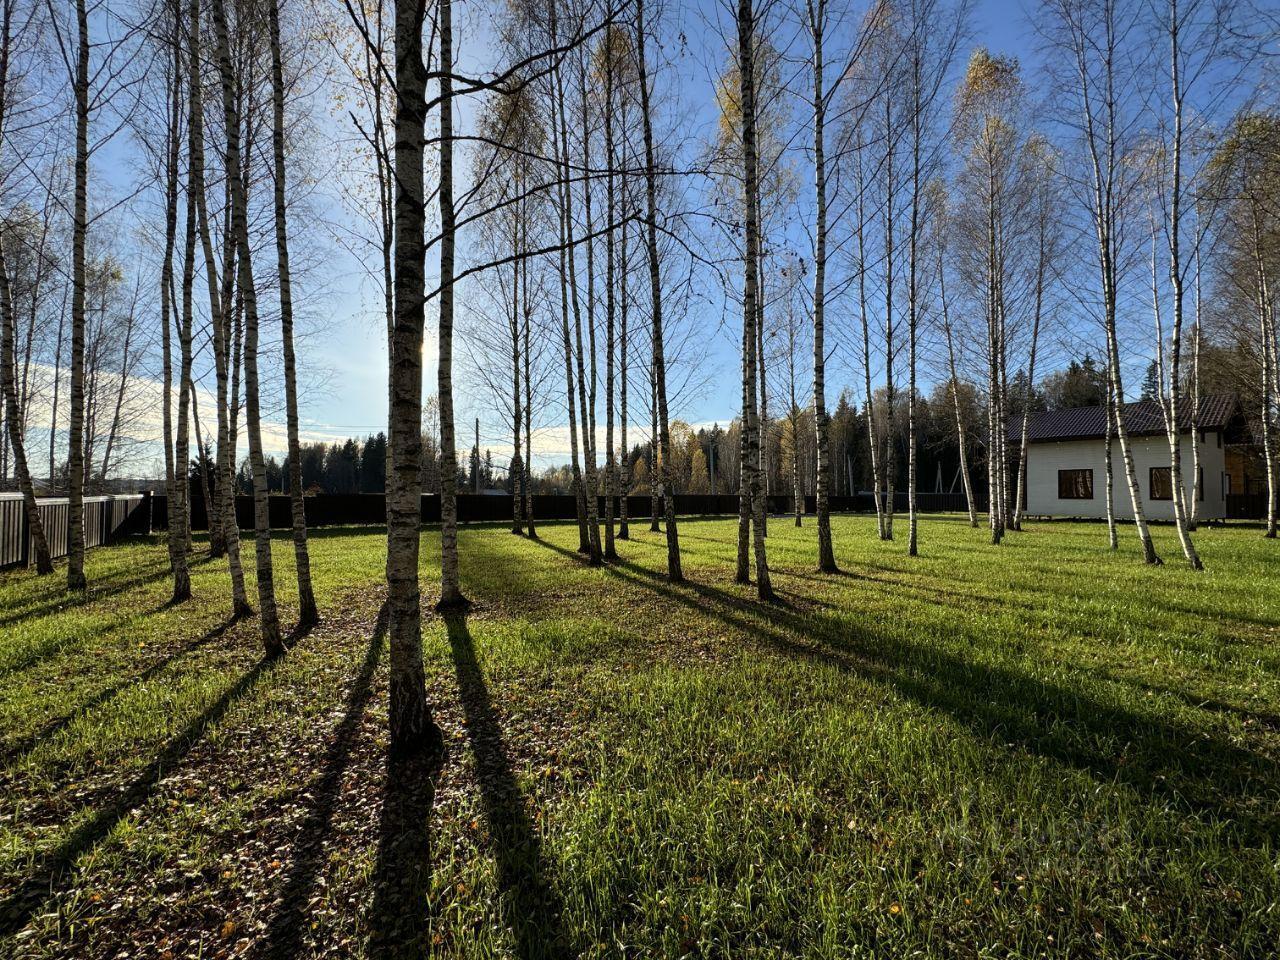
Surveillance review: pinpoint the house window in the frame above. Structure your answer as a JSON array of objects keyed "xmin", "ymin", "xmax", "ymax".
[
  {"xmin": 1150, "ymin": 467, "xmax": 1173, "ymax": 501},
  {"xmin": 1058, "ymin": 469, "xmax": 1094, "ymax": 500}
]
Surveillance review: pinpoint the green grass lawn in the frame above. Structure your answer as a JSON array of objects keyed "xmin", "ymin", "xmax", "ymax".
[{"xmin": 0, "ymin": 515, "xmax": 1277, "ymax": 959}]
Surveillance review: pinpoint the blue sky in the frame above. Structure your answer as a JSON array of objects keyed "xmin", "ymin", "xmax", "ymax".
[
  {"xmin": 288, "ymin": 0, "xmax": 1053, "ymax": 471},
  {"xmin": 75, "ymin": 0, "xmax": 1097, "ymax": 477}
]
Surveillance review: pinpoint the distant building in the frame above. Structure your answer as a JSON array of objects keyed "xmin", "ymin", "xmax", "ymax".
[{"xmin": 1010, "ymin": 393, "xmax": 1249, "ymax": 520}]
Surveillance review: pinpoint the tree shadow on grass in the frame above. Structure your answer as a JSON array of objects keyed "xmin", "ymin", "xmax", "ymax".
[
  {"xmin": 1119, "ymin": 676, "xmax": 1280, "ymax": 733},
  {"xmin": 0, "ymin": 615, "xmax": 239, "ymax": 768},
  {"xmin": 0, "ymin": 554, "xmax": 216, "ymax": 633},
  {"xmin": 0, "ymin": 649, "xmax": 281, "ymax": 939},
  {"xmin": 531, "ymin": 537, "xmax": 1280, "ymax": 846},
  {"xmin": 0, "ymin": 556, "xmax": 225, "ymax": 686},
  {"xmin": 262, "ymin": 607, "xmax": 388, "ymax": 960},
  {"xmin": 367, "ymin": 729, "xmax": 440, "ymax": 959},
  {"xmin": 442, "ymin": 612, "xmax": 575, "ymax": 960}
]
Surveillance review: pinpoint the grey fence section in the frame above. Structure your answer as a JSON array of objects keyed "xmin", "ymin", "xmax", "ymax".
[
  {"xmin": 0, "ymin": 497, "xmax": 22, "ymax": 568},
  {"xmin": 0, "ymin": 494, "xmax": 151, "ymax": 569},
  {"xmin": 148, "ymin": 490, "xmax": 984, "ymax": 532}
]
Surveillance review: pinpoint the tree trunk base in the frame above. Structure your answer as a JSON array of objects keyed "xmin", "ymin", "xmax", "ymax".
[
  {"xmin": 389, "ymin": 717, "xmax": 446, "ymax": 764},
  {"xmin": 262, "ymin": 622, "xmax": 286, "ymax": 657},
  {"xmin": 435, "ymin": 594, "xmax": 472, "ymax": 614}
]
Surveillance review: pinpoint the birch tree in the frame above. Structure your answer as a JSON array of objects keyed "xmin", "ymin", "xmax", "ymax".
[
  {"xmin": 1045, "ymin": 0, "xmax": 1161, "ymax": 563},
  {"xmin": 1209, "ymin": 114, "xmax": 1280, "ymax": 539},
  {"xmin": 269, "ymin": 0, "xmax": 320, "ymax": 622},
  {"xmin": 61, "ymin": 0, "xmax": 91, "ymax": 590},
  {"xmin": 850, "ymin": 125, "xmax": 886, "ymax": 536},
  {"xmin": 1011, "ymin": 137, "xmax": 1057, "ymax": 532},
  {"xmin": 599, "ymin": 25, "xmax": 631, "ymax": 559},
  {"xmin": 385, "ymin": 0, "xmax": 442, "ymax": 753},
  {"xmin": 932, "ymin": 188, "xmax": 979, "ymax": 526},
  {"xmin": 954, "ymin": 48, "xmax": 1022, "ymax": 545},
  {"xmin": 805, "ymin": 0, "xmax": 835, "ymax": 569},
  {"xmin": 435, "ymin": 0, "xmax": 469, "ymax": 606},
  {"xmin": 547, "ymin": 0, "xmax": 593, "ymax": 557},
  {"xmin": 0, "ymin": 0, "xmax": 52, "ymax": 574},
  {"xmin": 734, "ymin": 0, "xmax": 771, "ymax": 598},
  {"xmin": 0, "ymin": 244, "xmax": 50, "ymax": 572},
  {"xmin": 190, "ymin": 0, "xmax": 249, "ymax": 610},
  {"xmin": 901, "ymin": 0, "xmax": 963, "ymax": 557},
  {"xmin": 170, "ymin": 0, "xmax": 193, "ymax": 600},
  {"xmin": 211, "ymin": 0, "xmax": 287, "ymax": 648},
  {"xmin": 1146, "ymin": 0, "xmax": 1235, "ymax": 567},
  {"xmin": 636, "ymin": 0, "xmax": 681, "ymax": 580}
]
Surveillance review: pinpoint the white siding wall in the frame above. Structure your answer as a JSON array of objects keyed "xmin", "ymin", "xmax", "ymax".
[{"xmin": 1024, "ymin": 432, "xmax": 1227, "ymax": 519}]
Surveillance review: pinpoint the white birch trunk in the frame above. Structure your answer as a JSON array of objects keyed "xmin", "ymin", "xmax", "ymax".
[
  {"xmin": 637, "ymin": 0, "xmax": 682, "ymax": 580},
  {"xmin": 809, "ymin": 0, "xmax": 835, "ymax": 570},
  {"xmin": 66, "ymin": 0, "xmax": 90, "ymax": 590},
  {"xmin": 211, "ymin": 0, "xmax": 285, "ymax": 650},
  {"xmin": 268, "ymin": 0, "xmax": 319, "ymax": 622}
]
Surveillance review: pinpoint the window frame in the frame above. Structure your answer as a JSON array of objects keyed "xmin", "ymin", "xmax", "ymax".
[
  {"xmin": 1057, "ymin": 468, "xmax": 1094, "ymax": 500},
  {"xmin": 1150, "ymin": 466, "xmax": 1173, "ymax": 501}
]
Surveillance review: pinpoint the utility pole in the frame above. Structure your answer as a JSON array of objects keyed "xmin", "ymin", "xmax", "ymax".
[{"xmin": 474, "ymin": 417, "xmax": 480, "ymax": 494}]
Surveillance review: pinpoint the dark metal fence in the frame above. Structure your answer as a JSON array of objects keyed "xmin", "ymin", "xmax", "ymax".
[
  {"xmin": 6, "ymin": 487, "xmax": 1258, "ymax": 562},
  {"xmin": 147, "ymin": 490, "xmax": 985, "ymax": 532},
  {"xmin": 0, "ymin": 493, "xmax": 151, "ymax": 569},
  {"xmin": 1226, "ymin": 494, "xmax": 1269, "ymax": 520}
]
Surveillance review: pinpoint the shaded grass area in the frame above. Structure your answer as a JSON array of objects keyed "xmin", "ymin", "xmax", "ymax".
[{"xmin": 0, "ymin": 517, "xmax": 1277, "ymax": 958}]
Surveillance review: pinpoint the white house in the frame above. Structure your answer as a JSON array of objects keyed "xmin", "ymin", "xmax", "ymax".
[{"xmin": 1012, "ymin": 394, "xmax": 1245, "ymax": 521}]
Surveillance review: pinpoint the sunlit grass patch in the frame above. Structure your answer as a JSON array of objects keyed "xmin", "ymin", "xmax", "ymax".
[{"xmin": 0, "ymin": 516, "xmax": 1277, "ymax": 958}]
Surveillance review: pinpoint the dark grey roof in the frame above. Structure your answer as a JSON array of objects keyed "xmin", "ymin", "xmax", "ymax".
[{"xmin": 1010, "ymin": 393, "xmax": 1240, "ymax": 444}]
